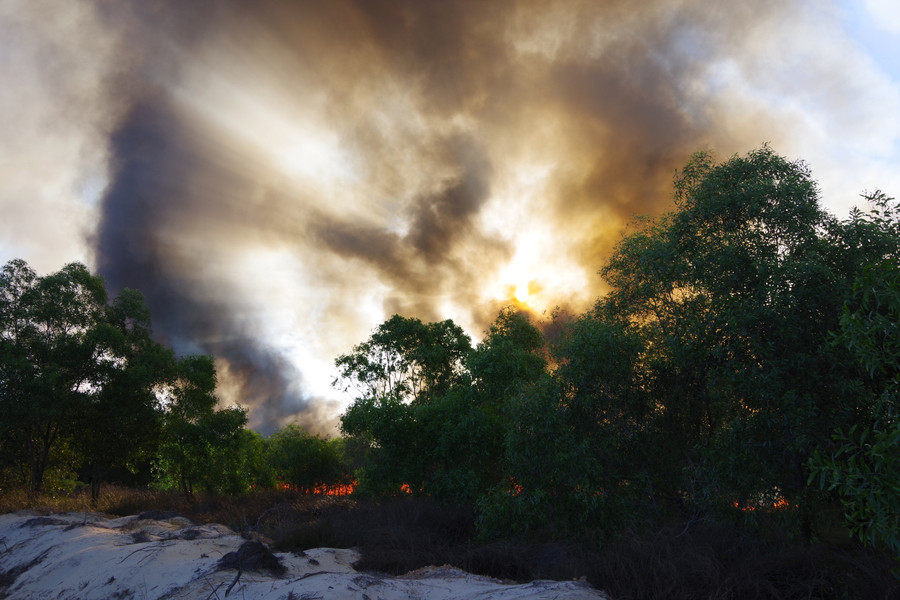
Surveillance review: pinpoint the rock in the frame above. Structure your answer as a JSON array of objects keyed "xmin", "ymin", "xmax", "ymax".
[{"xmin": 218, "ymin": 540, "xmax": 286, "ymax": 575}]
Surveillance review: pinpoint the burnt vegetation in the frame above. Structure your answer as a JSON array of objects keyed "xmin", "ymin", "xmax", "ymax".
[{"xmin": 2, "ymin": 148, "xmax": 900, "ymax": 599}]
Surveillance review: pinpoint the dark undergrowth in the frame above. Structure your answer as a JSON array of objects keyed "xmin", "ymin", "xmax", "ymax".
[{"xmin": 2, "ymin": 486, "xmax": 897, "ymax": 600}]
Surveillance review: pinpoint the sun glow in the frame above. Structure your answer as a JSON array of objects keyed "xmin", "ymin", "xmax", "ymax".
[
  {"xmin": 479, "ymin": 160, "xmax": 591, "ymax": 313},
  {"xmin": 172, "ymin": 57, "xmax": 359, "ymax": 191},
  {"xmin": 279, "ymin": 129, "xmax": 356, "ymax": 183},
  {"xmin": 488, "ymin": 229, "xmax": 586, "ymax": 314},
  {"xmin": 513, "ymin": 282, "xmax": 530, "ymax": 303}
]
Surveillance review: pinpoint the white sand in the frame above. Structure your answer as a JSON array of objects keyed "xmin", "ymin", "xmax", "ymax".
[{"xmin": 0, "ymin": 511, "xmax": 609, "ymax": 599}]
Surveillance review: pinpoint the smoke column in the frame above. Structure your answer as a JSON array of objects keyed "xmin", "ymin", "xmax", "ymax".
[{"xmin": 78, "ymin": 0, "xmax": 898, "ymax": 433}]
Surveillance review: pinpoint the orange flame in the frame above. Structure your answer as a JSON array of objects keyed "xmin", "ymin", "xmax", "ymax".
[
  {"xmin": 279, "ymin": 479, "xmax": 358, "ymax": 496},
  {"xmin": 733, "ymin": 496, "xmax": 791, "ymax": 513}
]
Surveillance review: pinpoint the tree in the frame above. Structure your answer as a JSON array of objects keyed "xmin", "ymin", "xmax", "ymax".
[
  {"xmin": 330, "ymin": 149, "xmax": 899, "ymax": 546},
  {"xmin": 334, "ymin": 315, "xmax": 472, "ymax": 405},
  {"xmin": 338, "ymin": 311, "xmax": 550, "ymax": 501},
  {"xmin": 811, "ymin": 193, "xmax": 900, "ymax": 566},
  {"xmin": 476, "ymin": 312, "xmax": 651, "ymax": 539},
  {"xmin": 339, "ymin": 388, "xmax": 422, "ymax": 496},
  {"xmin": 154, "ymin": 355, "xmax": 248, "ymax": 496},
  {"xmin": 0, "ymin": 260, "xmax": 185, "ymax": 496},
  {"xmin": 476, "ymin": 373, "xmax": 602, "ymax": 538},
  {"xmin": 337, "ymin": 315, "xmax": 473, "ymax": 496},
  {"xmin": 0, "ymin": 259, "xmax": 256, "ymax": 498},
  {"xmin": 467, "ymin": 308, "xmax": 546, "ymax": 405},
  {"xmin": 461, "ymin": 308, "xmax": 548, "ymax": 500},
  {"xmin": 267, "ymin": 424, "xmax": 346, "ymax": 491},
  {"xmin": 0, "ymin": 260, "xmax": 108, "ymax": 491},
  {"xmin": 75, "ymin": 288, "xmax": 173, "ymax": 500},
  {"xmin": 0, "ymin": 260, "xmax": 39, "ymax": 488},
  {"xmin": 237, "ymin": 429, "xmax": 277, "ymax": 491},
  {"xmin": 598, "ymin": 147, "xmax": 882, "ymax": 528}
]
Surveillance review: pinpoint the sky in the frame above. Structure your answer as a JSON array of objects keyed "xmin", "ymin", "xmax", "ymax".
[{"xmin": 1, "ymin": 0, "xmax": 899, "ymax": 435}]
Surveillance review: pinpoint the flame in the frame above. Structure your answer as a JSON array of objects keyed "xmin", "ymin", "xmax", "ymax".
[
  {"xmin": 279, "ymin": 479, "xmax": 358, "ymax": 496},
  {"xmin": 733, "ymin": 496, "xmax": 791, "ymax": 513},
  {"xmin": 508, "ymin": 478, "xmax": 524, "ymax": 496}
]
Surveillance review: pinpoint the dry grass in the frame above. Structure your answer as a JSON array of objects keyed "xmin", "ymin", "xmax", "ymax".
[
  {"xmin": 0, "ymin": 485, "xmax": 215, "ymax": 519},
  {"xmin": 2, "ymin": 487, "xmax": 897, "ymax": 599},
  {"xmin": 584, "ymin": 522, "xmax": 900, "ymax": 600},
  {"xmin": 0, "ymin": 484, "xmax": 368, "ymax": 548}
]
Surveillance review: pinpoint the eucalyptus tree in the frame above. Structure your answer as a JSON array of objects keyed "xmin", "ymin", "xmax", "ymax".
[
  {"xmin": 76, "ymin": 288, "xmax": 174, "ymax": 500},
  {"xmin": 598, "ymin": 147, "xmax": 893, "ymax": 527},
  {"xmin": 0, "ymin": 260, "xmax": 108, "ymax": 491},
  {"xmin": 334, "ymin": 314, "xmax": 472, "ymax": 405},
  {"xmin": 337, "ymin": 308, "xmax": 558, "ymax": 504},
  {"xmin": 812, "ymin": 192, "xmax": 900, "ymax": 565},
  {"xmin": 337, "ymin": 315, "xmax": 473, "ymax": 496},
  {"xmin": 267, "ymin": 424, "xmax": 345, "ymax": 491},
  {"xmin": 424, "ymin": 308, "xmax": 548, "ymax": 504},
  {"xmin": 153, "ymin": 354, "xmax": 247, "ymax": 496}
]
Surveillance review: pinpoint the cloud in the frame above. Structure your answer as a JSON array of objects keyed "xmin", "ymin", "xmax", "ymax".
[
  {"xmin": 0, "ymin": 0, "xmax": 121, "ymax": 272},
  {"xmin": 3, "ymin": 0, "xmax": 899, "ymax": 434},
  {"xmin": 864, "ymin": 0, "xmax": 900, "ymax": 34}
]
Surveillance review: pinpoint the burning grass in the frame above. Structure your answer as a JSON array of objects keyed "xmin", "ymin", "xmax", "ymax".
[{"xmin": 1, "ymin": 486, "xmax": 897, "ymax": 599}]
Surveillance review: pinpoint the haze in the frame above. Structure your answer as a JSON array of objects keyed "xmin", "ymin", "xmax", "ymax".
[{"xmin": 1, "ymin": 0, "xmax": 898, "ymax": 434}]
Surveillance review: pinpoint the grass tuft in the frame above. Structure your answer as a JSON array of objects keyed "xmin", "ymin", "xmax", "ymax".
[{"xmin": 2, "ymin": 487, "xmax": 897, "ymax": 599}]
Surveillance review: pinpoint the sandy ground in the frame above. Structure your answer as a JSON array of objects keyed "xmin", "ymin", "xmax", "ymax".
[{"xmin": 0, "ymin": 511, "xmax": 609, "ymax": 599}]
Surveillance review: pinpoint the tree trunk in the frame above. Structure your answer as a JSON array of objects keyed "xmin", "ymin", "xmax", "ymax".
[
  {"xmin": 29, "ymin": 458, "xmax": 44, "ymax": 493},
  {"xmin": 29, "ymin": 434, "xmax": 49, "ymax": 493},
  {"xmin": 90, "ymin": 462, "xmax": 103, "ymax": 503},
  {"xmin": 28, "ymin": 421, "xmax": 59, "ymax": 493}
]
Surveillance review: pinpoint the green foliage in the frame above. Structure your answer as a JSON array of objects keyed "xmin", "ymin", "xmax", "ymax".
[
  {"xmin": 0, "ymin": 259, "xmax": 168, "ymax": 494},
  {"xmin": 811, "ymin": 218, "xmax": 900, "ymax": 568},
  {"xmin": 467, "ymin": 308, "xmax": 546, "ymax": 403},
  {"xmin": 413, "ymin": 385, "xmax": 502, "ymax": 503},
  {"xmin": 336, "ymin": 315, "xmax": 476, "ymax": 497},
  {"xmin": 596, "ymin": 147, "xmax": 884, "ymax": 530},
  {"xmin": 476, "ymin": 313, "xmax": 656, "ymax": 540},
  {"xmin": 153, "ymin": 355, "xmax": 248, "ymax": 495},
  {"xmin": 0, "ymin": 261, "xmax": 101, "ymax": 491},
  {"xmin": 334, "ymin": 315, "xmax": 472, "ymax": 404},
  {"xmin": 835, "ymin": 258, "xmax": 900, "ymax": 419},
  {"xmin": 77, "ymin": 288, "xmax": 174, "ymax": 499},
  {"xmin": 477, "ymin": 376, "xmax": 602, "ymax": 539},
  {"xmin": 0, "ymin": 259, "xmax": 260, "ymax": 499},
  {"xmin": 238, "ymin": 429, "xmax": 278, "ymax": 490},
  {"xmin": 813, "ymin": 424, "xmax": 900, "ymax": 564},
  {"xmin": 267, "ymin": 424, "xmax": 345, "ymax": 490},
  {"xmin": 337, "ymin": 310, "xmax": 544, "ymax": 502},
  {"xmin": 552, "ymin": 313, "xmax": 649, "ymax": 478},
  {"xmin": 340, "ymin": 394, "xmax": 420, "ymax": 496}
]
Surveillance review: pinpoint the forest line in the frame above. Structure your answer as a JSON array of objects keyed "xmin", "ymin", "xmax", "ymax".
[{"xmin": 1, "ymin": 147, "xmax": 898, "ymax": 567}]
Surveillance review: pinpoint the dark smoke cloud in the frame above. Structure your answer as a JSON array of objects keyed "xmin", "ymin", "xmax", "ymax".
[
  {"xmin": 94, "ymin": 94, "xmax": 318, "ymax": 432},
  {"xmin": 87, "ymin": 0, "xmax": 881, "ymax": 434}
]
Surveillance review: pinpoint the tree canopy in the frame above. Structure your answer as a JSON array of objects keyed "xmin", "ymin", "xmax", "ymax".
[
  {"xmin": 0, "ymin": 260, "xmax": 247, "ymax": 498},
  {"xmin": 2, "ymin": 146, "xmax": 898, "ymax": 572},
  {"xmin": 333, "ymin": 148, "xmax": 900, "ymax": 560}
]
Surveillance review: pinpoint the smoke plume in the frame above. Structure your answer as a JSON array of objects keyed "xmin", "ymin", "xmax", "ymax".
[{"xmin": 16, "ymin": 0, "xmax": 881, "ymax": 433}]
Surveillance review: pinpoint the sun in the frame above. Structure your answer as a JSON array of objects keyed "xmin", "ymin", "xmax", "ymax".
[
  {"xmin": 513, "ymin": 280, "xmax": 545, "ymax": 307},
  {"xmin": 513, "ymin": 282, "xmax": 531, "ymax": 304},
  {"xmin": 504, "ymin": 277, "xmax": 543, "ymax": 310}
]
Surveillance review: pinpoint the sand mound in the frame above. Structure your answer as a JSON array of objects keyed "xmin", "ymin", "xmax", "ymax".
[{"xmin": 0, "ymin": 511, "xmax": 608, "ymax": 600}]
